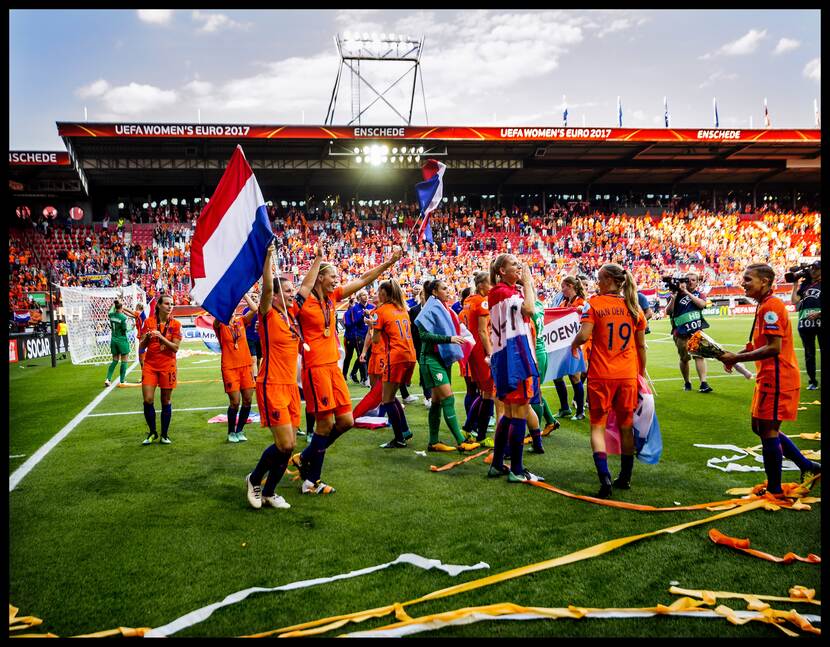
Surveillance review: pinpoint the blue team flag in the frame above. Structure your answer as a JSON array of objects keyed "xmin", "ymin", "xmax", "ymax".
[
  {"xmin": 617, "ymin": 96, "xmax": 623, "ymax": 127},
  {"xmin": 664, "ymin": 96, "xmax": 670, "ymax": 127},
  {"xmin": 563, "ymin": 95, "xmax": 568, "ymax": 126},
  {"xmin": 415, "ymin": 159, "xmax": 445, "ymax": 244},
  {"xmin": 713, "ymin": 97, "xmax": 719, "ymax": 128}
]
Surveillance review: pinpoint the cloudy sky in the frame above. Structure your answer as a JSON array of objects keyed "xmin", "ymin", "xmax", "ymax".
[{"xmin": 9, "ymin": 9, "xmax": 821, "ymax": 150}]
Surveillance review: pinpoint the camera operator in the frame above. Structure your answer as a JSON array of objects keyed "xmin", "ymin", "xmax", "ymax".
[
  {"xmin": 791, "ymin": 260, "xmax": 821, "ymax": 390},
  {"xmin": 665, "ymin": 272, "xmax": 713, "ymax": 393}
]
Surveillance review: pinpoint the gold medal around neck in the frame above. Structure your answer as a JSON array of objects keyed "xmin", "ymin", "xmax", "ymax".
[
  {"xmin": 323, "ymin": 328, "xmax": 331, "ymax": 337},
  {"xmin": 303, "ymin": 342, "xmax": 311, "ymax": 352}
]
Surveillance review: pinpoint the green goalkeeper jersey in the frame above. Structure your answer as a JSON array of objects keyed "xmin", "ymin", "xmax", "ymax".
[
  {"xmin": 532, "ymin": 299, "xmax": 546, "ymax": 355},
  {"xmin": 109, "ymin": 309, "xmax": 129, "ymax": 342}
]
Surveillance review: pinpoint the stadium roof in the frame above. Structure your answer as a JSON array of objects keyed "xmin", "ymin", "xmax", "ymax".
[{"xmin": 25, "ymin": 122, "xmax": 826, "ymax": 197}]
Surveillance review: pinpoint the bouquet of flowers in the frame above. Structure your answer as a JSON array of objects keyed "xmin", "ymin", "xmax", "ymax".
[{"xmin": 686, "ymin": 331, "xmax": 725, "ymax": 359}]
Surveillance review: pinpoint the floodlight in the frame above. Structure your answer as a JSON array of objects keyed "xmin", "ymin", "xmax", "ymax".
[
  {"xmin": 117, "ymin": 202, "xmax": 125, "ymax": 209},
  {"xmin": 363, "ymin": 145, "xmax": 369, "ymax": 154},
  {"xmin": 381, "ymin": 156, "xmax": 388, "ymax": 163},
  {"xmin": 299, "ymin": 201, "xmax": 305, "ymax": 206},
  {"xmin": 142, "ymin": 202, "xmax": 149, "ymax": 209},
  {"xmin": 371, "ymin": 32, "xmax": 378, "ymax": 41},
  {"xmin": 392, "ymin": 147, "xmax": 398, "ymax": 154},
  {"xmin": 381, "ymin": 145, "xmax": 389, "ymax": 154},
  {"xmin": 400, "ymin": 146, "xmax": 406, "ymax": 154},
  {"xmin": 204, "ymin": 198, "xmax": 210, "ymax": 203},
  {"xmin": 160, "ymin": 199, "xmax": 167, "ymax": 206},
  {"xmin": 291, "ymin": 201, "xmax": 297, "ymax": 206},
  {"xmin": 193, "ymin": 198, "xmax": 200, "ymax": 204},
  {"xmin": 442, "ymin": 197, "xmax": 448, "ymax": 203},
  {"xmin": 150, "ymin": 201, "xmax": 157, "ymax": 208},
  {"xmin": 417, "ymin": 146, "xmax": 424, "ymax": 154},
  {"xmin": 356, "ymin": 156, "xmax": 362, "ymax": 163},
  {"xmin": 363, "ymin": 32, "xmax": 369, "ymax": 40},
  {"xmin": 407, "ymin": 155, "xmax": 413, "ymax": 162},
  {"xmin": 353, "ymin": 147, "xmax": 360, "ymax": 154},
  {"xmin": 181, "ymin": 198, "xmax": 187, "ymax": 204},
  {"xmin": 266, "ymin": 201, "xmax": 273, "ymax": 206},
  {"xmin": 380, "ymin": 33, "xmax": 387, "ymax": 41},
  {"xmin": 343, "ymin": 31, "xmax": 351, "ymax": 40},
  {"xmin": 414, "ymin": 155, "xmax": 420, "ymax": 162},
  {"xmin": 171, "ymin": 198, "xmax": 178, "ymax": 205}
]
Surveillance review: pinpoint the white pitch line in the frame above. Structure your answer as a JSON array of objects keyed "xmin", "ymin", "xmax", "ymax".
[
  {"xmin": 9, "ymin": 454, "xmax": 26, "ymax": 459},
  {"xmin": 9, "ymin": 361, "xmax": 140, "ymax": 492}
]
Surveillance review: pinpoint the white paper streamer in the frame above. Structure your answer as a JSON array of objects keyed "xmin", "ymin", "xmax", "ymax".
[
  {"xmin": 343, "ymin": 608, "xmax": 822, "ymax": 638},
  {"xmin": 694, "ymin": 444, "xmax": 799, "ymax": 473},
  {"xmin": 144, "ymin": 553, "xmax": 489, "ymax": 638}
]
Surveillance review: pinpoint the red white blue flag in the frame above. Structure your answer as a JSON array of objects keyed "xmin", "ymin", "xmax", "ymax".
[
  {"xmin": 189, "ymin": 146, "xmax": 274, "ymax": 324},
  {"xmin": 415, "ymin": 159, "xmax": 445, "ymax": 244},
  {"xmin": 540, "ymin": 307, "xmax": 586, "ymax": 380},
  {"xmin": 605, "ymin": 374, "xmax": 663, "ymax": 464}
]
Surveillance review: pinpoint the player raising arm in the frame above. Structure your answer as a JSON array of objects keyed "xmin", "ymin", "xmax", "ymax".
[
  {"xmin": 214, "ymin": 293, "xmax": 259, "ymax": 443},
  {"xmin": 245, "ymin": 242, "xmax": 322, "ymax": 510}
]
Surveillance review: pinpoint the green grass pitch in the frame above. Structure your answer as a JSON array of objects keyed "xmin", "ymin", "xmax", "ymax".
[{"xmin": 8, "ymin": 315, "xmax": 821, "ymax": 637}]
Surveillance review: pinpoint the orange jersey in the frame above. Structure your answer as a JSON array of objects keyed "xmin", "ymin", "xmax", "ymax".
[
  {"xmin": 564, "ymin": 296, "xmax": 586, "ymax": 310},
  {"xmin": 373, "ymin": 302, "xmax": 416, "ymax": 364},
  {"xmin": 142, "ymin": 316, "xmax": 182, "ymax": 371},
  {"xmin": 466, "ymin": 293, "xmax": 489, "ymax": 348},
  {"xmin": 297, "ymin": 287, "xmax": 343, "ymax": 367},
  {"xmin": 580, "ymin": 294, "xmax": 646, "ymax": 381},
  {"xmin": 216, "ymin": 316, "xmax": 253, "ymax": 370},
  {"xmin": 257, "ymin": 308, "xmax": 300, "ymax": 385},
  {"xmin": 752, "ymin": 294, "xmax": 800, "ymax": 393}
]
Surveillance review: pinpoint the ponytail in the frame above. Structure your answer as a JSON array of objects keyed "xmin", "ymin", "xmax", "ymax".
[
  {"xmin": 379, "ymin": 279, "xmax": 406, "ymax": 311},
  {"xmin": 622, "ymin": 269, "xmax": 640, "ymax": 323},
  {"xmin": 600, "ymin": 263, "xmax": 640, "ymax": 322}
]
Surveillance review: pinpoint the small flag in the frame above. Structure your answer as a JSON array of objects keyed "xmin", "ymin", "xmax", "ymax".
[
  {"xmin": 195, "ymin": 314, "xmax": 221, "ymax": 353},
  {"xmin": 664, "ymin": 96, "xmax": 669, "ymax": 127},
  {"xmin": 605, "ymin": 375, "xmax": 663, "ymax": 464},
  {"xmin": 190, "ymin": 145, "xmax": 274, "ymax": 324},
  {"xmin": 415, "ymin": 159, "xmax": 446, "ymax": 244},
  {"xmin": 713, "ymin": 97, "xmax": 719, "ymax": 128},
  {"xmin": 562, "ymin": 95, "xmax": 568, "ymax": 126},
  {"xmin": 617, "ymin": 96, "xmax": 623, "ymax": 127},
  {"xmin": 764, "ymin": 98, "xmax": 770, "ymax": 128},
  {"xmin": 13, "ymin": 312, "xmax": 31, "ymax": 325},
  {"xmin": 540, "ymin": 307, "xmax": 586, "ymax": 381}
]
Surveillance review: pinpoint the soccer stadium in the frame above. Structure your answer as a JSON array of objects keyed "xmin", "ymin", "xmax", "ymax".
[{"xmin": 9, "ymin": 10, "xmax": 821, "ymax": 638}]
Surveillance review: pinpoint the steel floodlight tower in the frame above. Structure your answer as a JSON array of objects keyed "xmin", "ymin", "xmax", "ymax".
[{"xmin": 325, "ymin": 33, "xmax": 429, "ymax": 126}]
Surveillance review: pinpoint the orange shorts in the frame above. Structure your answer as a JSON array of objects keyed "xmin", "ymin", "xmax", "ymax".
[
  {"xmin": 385, "ymin": 361, "xmax": 415, "ymax": 385},
  {"xmin": 142, "ymin": 364, "xmax": 177, "ymax": 389},
  {"xmin": 301, "ymin": 362, "xmax": 353, "ymax": 417},
  {"xmin": 752, "ymin": 387, "xmax": 799, "ymax": 422},
  {"xmin": 588, "ymin": 378, "xmax": 637, "ymax": 426},
  {"xmin": 256, "ymin": 381, "xmax": 301, "ymax": 428},
  {"xmin": 469, "ymin": 358, "xmax": 496, "ymax": 396},
  {"xmin": 501, "ymin": 377, "xmax": 534, "ymax": 405},
  {"xmin": 368, "ymin": 351, "xmax": 386, "ymax": 377},
  {"xmin": 222, "ymin": 365, "xmax": 255, "ymax": 394}
]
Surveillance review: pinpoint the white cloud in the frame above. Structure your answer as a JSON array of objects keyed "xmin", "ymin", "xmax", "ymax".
[
  {"xmin": 76, "ymin": 79, "xmax": 110, "ymax": 98},
  {"xmin": 700, "ymin": 28, "xmax": 767, "ymax": 59},
  {"xmin": 85, "ymin": 82, "xmax": 178, "ymax": 116},
  {"xmin": 803, "ymin": 58, "xmax": 820, "ymax": 82},
  {"xmin": 191, "ymin": 10, "xmax": 245, "ymax": 33},
  {"xmin": 698, "ymin": 70, "xmax": 738, "ymax": 89},
  {"xmin": 773, "ymin": 37, "xmax": 800, "ymax": 55},
  {"xmin": 184, "ymin": 79, "xmax": 213, "ymax": 96},
  {"xmin": 136, "ymin": 10, "xmax": 173, "ymax": 26}
]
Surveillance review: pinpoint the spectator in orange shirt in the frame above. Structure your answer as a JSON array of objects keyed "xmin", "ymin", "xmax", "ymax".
[
  {"xmin": 718, "ymin": 263, "xmax": 820, "ymax": 494},
  {"xmin": 571, "ymin": 263, "xmax": 647, "ymax": 498}
]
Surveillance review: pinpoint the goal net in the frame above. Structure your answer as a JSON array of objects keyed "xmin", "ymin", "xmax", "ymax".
[{"xmin": 59, "ymin": 285, "xmax": 146, "ymax": 365}]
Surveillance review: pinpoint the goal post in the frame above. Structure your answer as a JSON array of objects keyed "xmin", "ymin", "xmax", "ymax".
[{"xmin": 58, "ymin": 285, "xmax": 147, "ymax": 365}]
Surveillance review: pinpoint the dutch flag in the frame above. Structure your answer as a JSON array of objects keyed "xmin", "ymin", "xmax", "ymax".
[
  {"xmin": 189, "ymin": 145, "xmax": 274, "ymax": 324},
  {"xmin": 415, "ymin": 159, "xmax": 446, "ymax": 244}
]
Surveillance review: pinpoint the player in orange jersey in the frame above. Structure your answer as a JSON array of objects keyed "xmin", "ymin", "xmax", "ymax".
[
  {"xmin": 291, "ymin": 246, "xmax": 403, "ymax": 495},
  {"xmin": 214, "ymin": 293, "xmax": 259, "ymax": 443},
  {"xmin": 717, "ymin": 263, "xmax": 820, "ymax": 493},
  {"xmin": 571, "ymin": 264, "xmax": 647, "ymax": 498},
  {"xmin": 139, "ymin": 294, "xmax": 181, "ymax": 445},
  {"xmin": 245, "ymin": 242, "xmax": 322, "ymax": 510},
  {"xmin": 463, "ymin": 271, "xmax": 498, "ymax": 448},
  {"xmin": 457, "ymin": 287, "xmax": 479, "ymax": 436},
  {"xmin": 373, "ymin": 279, "xmax": 418, "ymax": 448},
  {"xmin": 553, "ymin": 276, "xmax": 588, "ymax": 420},
  {"xmin": 359, "ymin": 296, "xmax": 386, "ymax": 390}
]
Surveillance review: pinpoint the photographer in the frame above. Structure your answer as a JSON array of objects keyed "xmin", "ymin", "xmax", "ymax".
[
  {"xmin": 665, "ymin": 272, "xmax": 713, "ymax": 393},
  {"xmin": 791, "ymin": 260, "xmax": 821, "ymax": 390}
]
